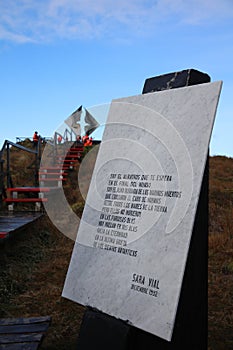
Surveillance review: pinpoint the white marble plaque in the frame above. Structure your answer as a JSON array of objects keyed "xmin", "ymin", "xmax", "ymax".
[{"xmin": 62, "ymin": 81, "xmax": 222, "ymax": 341}]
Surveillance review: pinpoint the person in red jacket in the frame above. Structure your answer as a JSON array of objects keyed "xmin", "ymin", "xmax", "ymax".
[
  {"xmin": 84, "ymin": 136, "xmax": 93, "ymax": 147},
  {"xmin": 57, "ymin": 135, "xmax": 62, "ymax": 144},
  {"xmin": 82, "ymin": 133, "xmax": 89, "ymax": 144},
  {"xmin": 33, "ymin": 131, "xmax": 39, "ymax": 147},
  {"xmin": 87, "ymin": 136, "xmax": 93, "ymax": 147}
]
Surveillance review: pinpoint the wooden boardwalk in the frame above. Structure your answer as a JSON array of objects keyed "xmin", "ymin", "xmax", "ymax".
[
  {"xmin": 0, "ymin": 212, "xmax": 42, "ymax": 240},
  {"xmin": 0, "ymin": 315, "xmax": 51, "ymax": 349}
]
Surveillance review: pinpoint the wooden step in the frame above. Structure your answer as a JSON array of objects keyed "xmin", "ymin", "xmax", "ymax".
[
  {"xmin": 40, "ymin": 166, "xmax": 70, "ymax": 171},
  {"xmin": 66, "ymin": 151, "xmax": 83, "ymax": 155},
  {"xmin": 39, "ymin": 172, "xmax": 67, "ymax": 176},
  {"xmin": 69, "ymin": 147, "xmax": 84, "ymax": 151},
  {"xmin": 4, "ymin": 198, "xmax": 48, "ymax": 203},
  {"xmin": 7, "ymin": 187, "xmax": 50, "ymax": 193},
  {"xmin": 58, "ymin": 159, "xmax": 78, "ymax": 163},
  {"xmin": 40, "ymin": 166, "xmax": 64, "ymax": 170},
  {"xmin": 65, "ymin": 154, "xmax": 81, "ymax": 157},
  {"xmin": 39, "ymin": 178, "xmax": 67, "ymax": 181},
  {"xmin": 0, "ymin": 232, "xmax": 8, "ymax": 240},
  {"xmin": 56, "ymin": 156, "xmax": 80, "ymax": 160}
]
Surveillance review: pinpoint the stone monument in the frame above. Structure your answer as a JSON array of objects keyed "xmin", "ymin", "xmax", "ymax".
[{"xmin": 62, "ymin": 70, "xmax": 222, "ymax": 348}]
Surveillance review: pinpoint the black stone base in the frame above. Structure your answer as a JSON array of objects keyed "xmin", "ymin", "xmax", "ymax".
[
  {"xmin": 76, "ymin": 308, "xmax": 131, "ymax": 349},
  {"xmin": 142, "ymin": 69, "xmax": 210, "ymax": 94}
]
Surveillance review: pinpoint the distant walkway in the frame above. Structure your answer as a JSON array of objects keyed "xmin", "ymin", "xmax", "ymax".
[{"xmin": 0, "ymin": 212, "xmax": 42, "ymax": 240}]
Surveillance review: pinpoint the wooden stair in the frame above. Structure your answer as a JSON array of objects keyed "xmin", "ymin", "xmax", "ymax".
[
  {"xmin": 39, "ymin": 168, "xmax": 67, "ymax": 187},
  {"xmin": 4, "ymin": 187, "xmax": 50, "ymax": 211},
  {"xmin": 39, "ymin": 146, "xmax": 83, "ymax": 187}
]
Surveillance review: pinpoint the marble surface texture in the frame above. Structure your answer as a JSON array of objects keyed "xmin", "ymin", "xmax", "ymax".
[{"xmin": 62, "ymin": 81, "xmax": 222, "ymax": 341}]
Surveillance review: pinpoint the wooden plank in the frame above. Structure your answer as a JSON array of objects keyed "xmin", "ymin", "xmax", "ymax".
[
  {"xmin": 0, "ymin": 213, "xmax": 42, "ymax": 237},
  {"xmin": 38, "ymin": 172, "xmax": 67, "ymax": 175},
  {"xmin": 0, "ymin": 217, "xmax": 39, "ymax": 225},
  {"xmin": 39, "ymin": 166, "xmax": 64, "ymax": 170},
  {"xmin": 69, "ymin": 147, "xmax": 84, "ymax": 151},
  {"xmin": 0, "ymin": 232, "xmax": 8, "ymax": 239},
  {"xmin": 0, "ymin": 323, "xmax": 49, "ymax": 335},
  {"xmin": 67, "ymin": 153, "xmax": 83, "ymax": 156},
  {"xmin": 0, "ymin": 317, "xmax": 51, "ymax": 349},
  {"xmin": 0, "ymin": 333, "xmax": 43, "ymax": 344},
  {"xmin": 39, "ymin": 178, "xmax": 66, "ymax": 181},
  {"xmin": 0, "ymin": 342, "xmax": 39, "ymax": 349},
  {"xmin": 4, "ymin": 198, "xmax": 48, "ymax": 203},
  {"xmin": 59, "ymin": 159, "xmax": 78, "ymax": 163},
  {"xmin": 0, "ymin": 316, "xmax": 51, "ymax": 326},
  {"xmin": 6, "ymin": 188, "xmax": 50, "ymax": 193}
]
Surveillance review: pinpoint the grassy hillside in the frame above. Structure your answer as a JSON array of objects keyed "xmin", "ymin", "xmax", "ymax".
[
  {"xmin": 208, "ymin": 156, "xmax": 233, "ymax": 350},
  {"xmin": 0, "ymin": 144, "xmax": 232, "ymax": 349}
]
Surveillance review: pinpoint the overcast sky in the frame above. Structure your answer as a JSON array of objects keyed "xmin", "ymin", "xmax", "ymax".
[{"xmin": 0, "ymin": 0, "xmax": 233, "ymax": 156}]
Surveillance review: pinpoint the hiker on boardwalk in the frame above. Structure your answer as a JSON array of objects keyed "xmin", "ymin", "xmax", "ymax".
[
  {"xmin": 75, "ymin": 135, "xmax": 83, "ymax": 147},
  {"xmin": 82, "ymin": 133, "xmax": 89, "ymax": 144},
  {"xmin": 84, "ymin": 136, "xmax": 93, "ymax": 147},
  {"xmin": 57, "ymin": 134, "xmax": 62, "ymax": 144},
  {"xmin": 33, "ymin": 131, "xmax": 39, "ymax": 147}
]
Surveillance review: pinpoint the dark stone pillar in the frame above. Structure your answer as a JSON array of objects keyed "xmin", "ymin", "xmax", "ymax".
[
  {"xmin": 128, "ymin": 68, "xmax": 209, "ymax": 349},
  {"xmin": 76, "ymin": 308, "xmax": 131, "ymax": 349}
]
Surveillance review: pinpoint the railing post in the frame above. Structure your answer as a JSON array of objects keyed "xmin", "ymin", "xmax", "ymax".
[
  {"xmin": 54, "ymin": 132, "xmax": 58, "ymax": 164},
  {"xmin": 34, "ymin": 138, "xmax": 42, "ymax": 186},
  {"xmin": 0, "ymin": 158, "xmax": 4, "ymax": 207},
  {"xmin": 6, "ymin": 142, "xmax": 12, "ymax": 188}
]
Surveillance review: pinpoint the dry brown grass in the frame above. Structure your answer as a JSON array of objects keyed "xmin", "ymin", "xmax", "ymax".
[
  {"xmin": 208, "ymin": 156, "xmax": 233, "ymax": 350},
  {"xmin": 0, "ymin": 215, "xmax": 85, "ymax": 349}
]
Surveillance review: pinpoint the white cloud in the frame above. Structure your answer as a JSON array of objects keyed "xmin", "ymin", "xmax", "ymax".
[
  {"xmin": 159, "ymin": 0, "xmax": 233, "ymax": 25},
  {"xmin": 0, "ymin": 25, "xmax": 35, "ymax": 43},
  {"xmin": 0, "ymin": 0, "xmax": 232, "ymax": 44}
]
